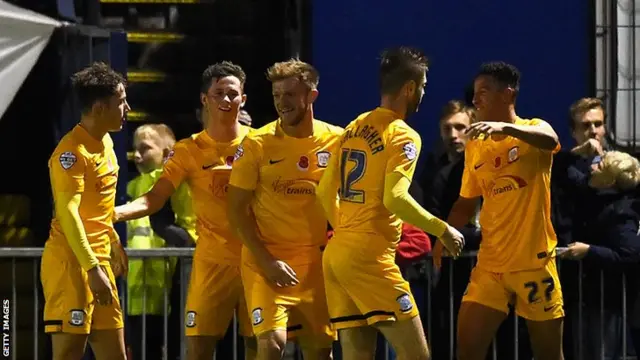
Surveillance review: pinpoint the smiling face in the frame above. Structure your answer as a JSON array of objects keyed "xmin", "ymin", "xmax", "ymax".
[
  {"xmin": 271, "ymin": 76, "xmax": 318, "ymax": 127},
  {"xmin": 200, "ymin": 75, "xmax": 246, "ymax": 125}
]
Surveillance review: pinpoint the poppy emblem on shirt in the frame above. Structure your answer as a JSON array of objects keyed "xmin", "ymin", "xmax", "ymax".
[
  {"xmin": 225, "ymin": 156, "xmax": 234, "ymax": 166},
  {"xmin": 59, "ymin": 152, "xmax": 77, "ymax": 170},
  {"xmin": 297, "ymin": 156, "xmax": 309, "ymax": 171},
  {"xmin": 494, "ymin": 157, "xmax": 501, "ymax": 168}
]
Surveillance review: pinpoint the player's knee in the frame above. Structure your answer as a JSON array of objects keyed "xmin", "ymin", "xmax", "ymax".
[
  {"xmin": 186, "ymin": 335, "xmax": 218, "ymax": 360},
  {"xmin": 256, "ymin": 331, "xmax": 286, "ymax": 359},
  {"xmin": 51, "ymin": 333, "xmax": 87, "ymax": 360},
  {"xmin": 243, "ymin": 336, "xmax": 258, "ymax": 360}
]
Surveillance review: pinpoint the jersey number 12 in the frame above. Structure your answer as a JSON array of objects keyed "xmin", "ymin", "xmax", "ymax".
[{"xmin": 339, "ymin": 148, "xmax": 366, "ymax": 203}]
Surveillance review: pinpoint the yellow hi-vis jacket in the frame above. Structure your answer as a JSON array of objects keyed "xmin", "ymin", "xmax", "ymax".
[{"xmin": 126, "ymin": 169, "xmax": 196, "ymax": 316}]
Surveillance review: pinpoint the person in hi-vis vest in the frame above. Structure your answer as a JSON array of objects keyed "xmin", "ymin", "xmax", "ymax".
[{"xmin": 126, "ymin": 124, "xmax": 196, "ymax": 360}]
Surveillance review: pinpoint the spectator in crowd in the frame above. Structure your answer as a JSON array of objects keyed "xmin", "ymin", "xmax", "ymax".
[
  {"xmin": 418, "ymin": 100, "xmax": 472, "ymax": 197},
  {"xmin": 558, "ymin": 150, "xmax": 640, "ymax": 360},
  {"xmin": 552, "ymin": 97, "xmax": 609, "ymax": 248},
  {"xmin": 550, "ymin": 97, "xmax": 609, "ymax": 359},
  {"xmin": 126, "ymin": 124, "xmax": 196, "ymax": 360}
]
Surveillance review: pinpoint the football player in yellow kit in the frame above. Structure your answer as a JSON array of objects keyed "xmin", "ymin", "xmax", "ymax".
[
  {"xmin": 317, "ymin": 47, "xmax": 464, "ymax": 360},
  {"xmin": 228, "ymin": 59, "xmax": 341, "ymax": 360}
]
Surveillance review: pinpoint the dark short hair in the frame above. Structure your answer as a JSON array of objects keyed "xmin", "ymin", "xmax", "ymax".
[
  {"xmin": 476, "ymin": 61, "xmax": 521, "ymax": 95},
  {"xmin": 379, "ymin": 46, "xmax": 429, "ymax": 95},
  {"xmin": 71, "ymin": 62, "xmax": 125, "ymax": 113},
  {"xmin": 201, "ymin": 61, "xmax": 247, "ymax": 93}
]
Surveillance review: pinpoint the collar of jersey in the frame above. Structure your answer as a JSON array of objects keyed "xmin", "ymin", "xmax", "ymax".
[
  {"xmin": 73, "ymin": 124, "xmax": 105, "ymax": 150},
  {"xmin": 274, "ymin": 118, "xmax": 322, "ymax": 138},
  {"xmin": 199, "ymin": 126, "xmax": 250, "ymax": 146}
]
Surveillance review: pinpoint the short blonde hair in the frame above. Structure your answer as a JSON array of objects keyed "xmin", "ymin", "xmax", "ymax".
[
  {"xmin": 133, "ymin": 124, "xmax": 176, "ymax": 149},
  {"xmin": 266, "ymin": 59, "xmax": 319, "ymax": 90},
  {"xmin": 440, "ymin": 100, "xmax": 476, "ymax": 124},
  {"xmin": 569, "ymin": 97, "xmax": 605, "ymax": 129},
  {"xmin": 600, "ymin": 151, "xmax": 640, "ymax": 190}
]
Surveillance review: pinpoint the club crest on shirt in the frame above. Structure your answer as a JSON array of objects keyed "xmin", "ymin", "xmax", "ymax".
[
  {"xmin": 396, "ymin": 294, "xmax": 413, "ymax": 313},
  {"xmin": 69, "ymin": 309, "xmax": 84, "ymax": 326},
  {"xmin": 186, "ymin": 311, "xmax": 196, "ymax": 327},
  {"xmin": 508, "ymin": 146, "xmax": 519, "ymax": 163},
  {"xmin": 316, "ymin": 151, "xmax": 330, "ymax": 168},
  {"xmin": 403, "ymin": 142, "xmax": 417, "ymax": 161},
  {"xmin": 252, "ymin": 308, "xmax": 263, "ymax": 326},
  {"xmin": 297, "ymin": 155, "xmax": 310, "ymax": 171},
  {"xmin": 59, "ymin": 152, "xmax": 77, "ymax": 170},
  {"xmin": 234, "ymin": 144, "xmax": 244, "ymax": 161}
]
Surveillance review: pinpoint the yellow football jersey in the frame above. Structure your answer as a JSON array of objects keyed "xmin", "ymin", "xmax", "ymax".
[
  {"xmin": 461, "ymin": 117, "xmax": 560, "ymax": 272},
  {"xmin": 229, "ymin": 119, "xmax": 342, "ymax": 265},
  {"xmin": 161, "ymin": 126, "xmax": 251, "ymax": 264},
  {"xmin": 333, "ymin": 107, "xmax": 422, "ymax": 248},
  {"xmin": 47, "ymin": 125, "xmax": 119, "ymax": 264}
]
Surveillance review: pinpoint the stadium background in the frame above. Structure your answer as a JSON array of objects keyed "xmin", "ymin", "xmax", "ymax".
[{"xmin": 0, "ymin": 0, "xmax": 634, "ymax": 358}]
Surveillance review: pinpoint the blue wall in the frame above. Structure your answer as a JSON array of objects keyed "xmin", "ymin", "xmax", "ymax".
[{"xmin": 313, "ymin": 0, "xmax": 591, "ymax": 163}]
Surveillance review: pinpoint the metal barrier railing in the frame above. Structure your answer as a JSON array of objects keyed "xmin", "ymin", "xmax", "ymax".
[{"xmin": 0, "ymin": 248, "xmax": 637, "ymax": 360}]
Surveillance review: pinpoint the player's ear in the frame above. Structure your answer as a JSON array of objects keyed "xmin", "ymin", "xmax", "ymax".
[
  {"xmin": 91, "ymin": 100, "xmax": 107, "ymax": 118},
  {"xmin": 308, "ymin": 88, "xmax": 319, "ymax": 104},
  {"xmin": 404, "ymin": 80, "xmax": 417, "ymax": 98},
  {"xmin": 240, "ymin": 93, "xmax": 247, "ymax": 108},
  {"xmin": 503, "ymin": 87, "xmax": 516, "ymax": 103},
  {"xmin": 200, "ymin": 93, "xmax": 208, "ymax": 108}
]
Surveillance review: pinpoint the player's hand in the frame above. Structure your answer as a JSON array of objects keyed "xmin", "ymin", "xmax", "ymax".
[
  {"xmin": 87, "ymin": 266, "xmax": 113, "ymax": 306},
  {"xmin": 262, "ymin": 259, "xmax": 299, "ymax": 287},
  {"xmin": 573, "ymin": 138, "xmax": 604, "ymax": 157},
  {"xmin": 439, "ymin": 225, "xmax": 464, "ymax": 258},
  {"xmin": 558, "ymin": 242, "xmax": 590, "ymax": 260},
  {"xmin": 465, "ymin": 121, "xmax": 507, "ymax": 140},
  {"xmin": 110, "ymin": 239, "xmax": 128, "ymax": 278}
]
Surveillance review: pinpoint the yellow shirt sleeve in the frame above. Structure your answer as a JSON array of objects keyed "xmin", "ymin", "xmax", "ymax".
[
  {"xmin": 317, "ymin": 145, "xmax": 341, "ymax": 228},
  {"xmin": 229, "ymin": 136, "xmax": 262, "ymax": 191},
  {"xmin": 527, "ymin": 118, "xmax": 561, "ymax": 154},
  {"xmin": 383, "ymin": 172, "xmax": 447, "ymax": 237},
  {"xmin": 384, "ymin": 124, "xmax": 422, "ymax": 180},
  {"xmin": 50, "ymin": 149, "xmax": 99, "ymax": 271},
  {"xmin": 460, "ymin": 144, "xmax": 482, "ymax": 198},
  {"xmin": 161, "ymin": 142, "xmax": 192, "ymax": 190}
]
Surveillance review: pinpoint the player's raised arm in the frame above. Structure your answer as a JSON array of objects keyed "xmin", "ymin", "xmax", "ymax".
[
  {"xmin": 501, "ymin": 119, "xmax": 559, "ymax": 151},
  {"xmin": 466, "ymin": 119, "xmax": 559, "ymax": 151},
  {"xmin": 50, "ymin": 152, "xmax": 99, "ymax": 271},
  {"xmin": 382, "ymin": 126, "xmax": 464, "ymax": 256},
  {"xmin": 114, "ymin": 144, "xmax": 191, "ymax": 223},
  {"xmin": 316, "ymin": 145, "xmax": 341, "ymax": 228}
]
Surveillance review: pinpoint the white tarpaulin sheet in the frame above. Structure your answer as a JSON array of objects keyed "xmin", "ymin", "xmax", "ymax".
[{"xmin": 0, "ymin": 1, "xmax": 61, "ymax": 120}]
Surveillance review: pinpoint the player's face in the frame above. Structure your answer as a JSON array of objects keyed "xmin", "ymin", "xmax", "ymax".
[
  {"xmin": 201, "ymin": 76, "xmax": 246, "ymax": 124},
  {"xmin": 133, "ymin": 135, "xmax": 165, "ymax": 174},
  {"xmin": 99, "ymin": 83, "xmax": 129, "ymax": 132},
  {"xmin": 573, "ymin": 107, "xmax": 606, "ymax": 145},
  {"xmin": 440, "ymin": 111, "xmax": 471, "ymax": 154},
  {"xmin": 405, "ymin": 73, "xmax": 427, "ymax": 118},
  {"xmin": 272, "ymin": 77, "xmax": 317, "ymax": 127},
  {"xmin": 472, "ymin": 75, "xmax": 511, "ymax": 121}
]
